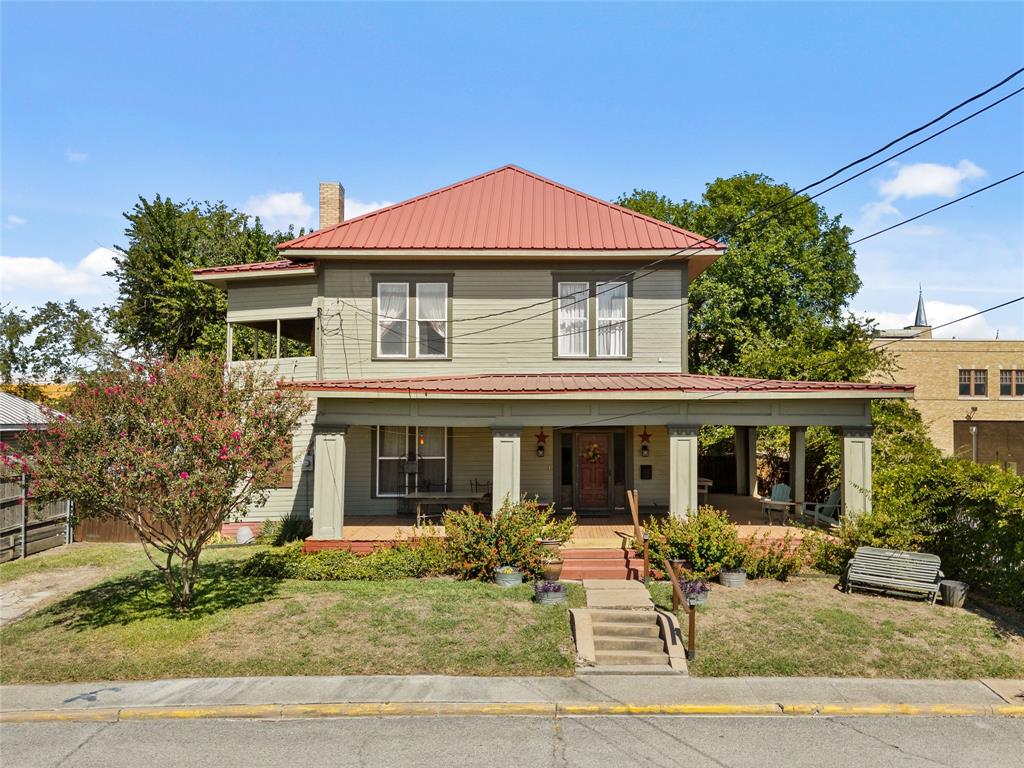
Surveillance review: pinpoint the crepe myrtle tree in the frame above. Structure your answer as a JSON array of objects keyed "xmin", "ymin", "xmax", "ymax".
[{"xmin": 23, "ymin": 354, "xmax": 307, "ymax": 609}]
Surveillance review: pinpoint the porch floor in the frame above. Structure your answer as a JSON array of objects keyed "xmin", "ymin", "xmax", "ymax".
[{"xmin": 339, "ymin": 493, "xmax": 806, "ymax": 547}]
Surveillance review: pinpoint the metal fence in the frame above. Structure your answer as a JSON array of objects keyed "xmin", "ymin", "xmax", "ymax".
[{"xmin": 0, "ymin": 474, "xmax": 71, "ymax": 563}]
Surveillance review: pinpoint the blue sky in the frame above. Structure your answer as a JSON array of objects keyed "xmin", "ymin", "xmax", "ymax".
[{"xmin": 2, "ymin": 1, "xmax": 1022, "ymax": 338}]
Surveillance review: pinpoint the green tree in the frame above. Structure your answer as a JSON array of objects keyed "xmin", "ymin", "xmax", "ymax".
[
  {"xmin": 109, "ymin": 196, "xmax": 298, "ymax": 357},
  {"xmin": 21, "ymin": 354, "xmax": 308, "ymax": 608},
  {"xmin": 0, "ymin": 301, "xmax": 116, "ymax": 400},
  {"xmin": 617, "ymin": 174, "xmax": 882, "ymax": 380}
]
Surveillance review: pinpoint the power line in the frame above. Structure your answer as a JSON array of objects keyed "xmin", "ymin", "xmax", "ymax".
[
  {"xmin": 319, "ymin": 68, "xmax": 1024, "ymax": 334},
  {"xmin": 850, "ymin": 170, "xmax": 1023, "ymax": 244},
  {"xmin": 871, "ymin": 295, "xmax": 1024, "ymax": 351}
]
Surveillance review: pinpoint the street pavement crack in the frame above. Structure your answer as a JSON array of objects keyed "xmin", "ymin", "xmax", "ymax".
[
  {"xmin": 834, "ymin": 717, "xmax": 958, "ymax": 768},
  {"xmin": 54, "ymin": 721, "xmax": 113, "ymax": 767}
]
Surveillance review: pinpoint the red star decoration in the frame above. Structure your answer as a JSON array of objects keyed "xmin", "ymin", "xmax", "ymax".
[
  {"xmin": 639, "ymin": 429, "xmax": 652, "ymax": 444},
  {"xmin": 534, "ymin": 430, "xmax": 548, "ymax": 445}
]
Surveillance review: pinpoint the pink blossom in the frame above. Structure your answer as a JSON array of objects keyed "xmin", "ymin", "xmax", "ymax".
[
  {"xmin": 179, "ymin": 471, "xmax": 189, "ymax": 480},
  {"xmin": 192, "ymin": 434, "xmax": 202, "ymax": 442},
  {"xmin": 231, "ymin": 430, "xmax": 241, "ymax": 441}
]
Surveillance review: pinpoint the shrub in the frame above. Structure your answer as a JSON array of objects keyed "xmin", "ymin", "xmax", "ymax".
[
  {"xmin": 741, "ymin": 532, "xmax": 806, "ymax": 581},
  {"xmin": 645, "ymin": 506, "xmax": 741, "ymax": 580},
  {"xmin": 802, "ymin": 530, "xmax": 852, "ymax": 575},
  {"xmin": 443, "ymin": 497, "xmax": 575, "ymax": 581},
  {"xmin": 256, "ymin": 516, "xmax": 313, "ymax": 546},
  {"xmin": 240, "ymin": 538, "xmax": 450, "ymax": 581}
]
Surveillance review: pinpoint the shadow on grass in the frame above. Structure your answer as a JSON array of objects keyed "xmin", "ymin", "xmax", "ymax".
[{"xmin": 44, "ymin": 559, "xmax": 282, "ymax": 631}]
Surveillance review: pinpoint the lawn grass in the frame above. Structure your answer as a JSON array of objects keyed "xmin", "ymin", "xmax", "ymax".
[
  {"xmin": 649, "ymin": 572, "xmax": 1024, "ymax": 679},
  {"xmin": 0, "ymin": 549, "xmax": 584, "ymax": 683},
  {"xmin": 0, "ymin": 543, "xmax": 150, "ymax": 584}
]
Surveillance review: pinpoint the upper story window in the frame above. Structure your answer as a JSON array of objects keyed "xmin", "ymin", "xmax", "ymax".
[
  {"xmin": 555, "ymin": 278, "xmax": 631, "ymax": 359},
  {"xmin": 1000, "ymin": 369, "xmax": 1024, "ymax": 398},
  {"xmin": 959, "ymin": 368, "xmax": 987, "ymax": 397},
  {"xmin": 373, "ymin": 276, "xmax": 452, "ymax": 360}
]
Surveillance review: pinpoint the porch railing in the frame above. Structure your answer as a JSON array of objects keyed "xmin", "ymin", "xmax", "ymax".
[{"xmin": 626, "ymin": 489, "xmax": 649, "ymax": 581}]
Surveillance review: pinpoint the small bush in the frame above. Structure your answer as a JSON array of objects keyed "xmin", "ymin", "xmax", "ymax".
[
  {"xmin": 444, "ymin": 497, "xmax": 575, "ymax": 581},
  {"xmin": 741, "ymin": 532, "xmax": 806, "ymax": 581},
  {"xmin": 256, "ymin": 516, "xmax": 313, "ymax": 546},
  {"xmin": 646, "ymin": 506, "xmax": 741, "ymax": 580},
  {"xmin": 240, "ymin": 538, "xmax": 450, "ymax": 581},
  {"xmin": 802, "ymin": 530, "xmax": 852, "ymax": 575}
]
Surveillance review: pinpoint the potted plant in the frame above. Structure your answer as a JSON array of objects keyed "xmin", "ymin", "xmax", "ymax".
[
  {"xmin": 534, "ymin": 581, "xmax": 568, "ymax": 605},
  {"xmin": 494, "ymin": 565, "xmax": 524, "ymax": 587},
  {"xmin": 682, "ymin": 579, "xmax": 709, "ymax": 607},
  {"xmin": 541, "ymin": 556, "xmax": 564, "ymax": 582},
  {"xmin": 719, "ymin": 542, "xmax": 748, "ymax": 588}
]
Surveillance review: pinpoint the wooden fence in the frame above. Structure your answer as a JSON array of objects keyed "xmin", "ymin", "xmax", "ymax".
[{"xmin": 0, "ymin": 474, "xmax": 70, "ymax": 563}]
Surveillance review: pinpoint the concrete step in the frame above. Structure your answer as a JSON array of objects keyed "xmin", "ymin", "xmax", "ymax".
[
  {"xmin": 585, "ymin": 608, "xmax": 656, "ymax": 624},
  {"xmin": 592, "ymin": 621, "xmax": 661, "ymax": 638},
  {"xmin": 594, "ymin": 636, "xmax": 666, "ymax": 653},
  {"xmin": 595, "ymin": 650, "xmax": 671, "ymax": 666},
  {"xmin": 577, "ymin": 664, "xmax": 676, "ymax": 675}
]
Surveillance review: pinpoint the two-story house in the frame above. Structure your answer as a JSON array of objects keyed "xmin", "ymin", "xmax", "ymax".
[{"xmin": 194, "ymin": 165, "xmax": 911, "ymax": 544}]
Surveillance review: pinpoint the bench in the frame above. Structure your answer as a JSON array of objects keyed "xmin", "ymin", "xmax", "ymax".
[{"xmin": 842, "ymin": 546, "xmax": 944, "ymax": 604}]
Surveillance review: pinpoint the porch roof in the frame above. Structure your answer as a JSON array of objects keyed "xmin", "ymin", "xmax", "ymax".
[{"xmin": 286, "ymin": 372, "xmax": 913, "ymax": 399}]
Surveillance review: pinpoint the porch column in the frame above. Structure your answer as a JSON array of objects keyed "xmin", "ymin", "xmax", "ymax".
[
  {"xmin": 789, "ymin": 426, "xmax": 807, "ymax": 509},
  {"xmin": 841, "ymin": 426, "xmax": 873, "ymax": 520},
  {"xmin": 668, "ymin": 425, "xmax": 699, "ymax": 519},
  {"xmin": 310, "ymin": 426, "xmax": 347, "ymax": 540},
  {"xmin": 491, "ymin": 427, "xmax": 522, "ymax": 511},
  {"xmin": 745, "ymin": 426, "xmax": 758, "ymax": 497},
  {"xmin": 734, "ymin": 426, "xmax": 749, "ymax": 495}
]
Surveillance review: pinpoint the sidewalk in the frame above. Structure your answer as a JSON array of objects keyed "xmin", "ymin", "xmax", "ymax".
[{"xmin": 1, "ymin": 675, "xmax": 1021, "ymax": 721}]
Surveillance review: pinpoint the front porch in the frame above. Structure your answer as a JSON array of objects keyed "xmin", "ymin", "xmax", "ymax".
[{"xmin": 317, "ymin": 494, "xmax": 813, "ymax": 549}]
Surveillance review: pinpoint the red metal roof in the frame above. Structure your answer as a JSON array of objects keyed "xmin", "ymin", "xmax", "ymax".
[
  {"xmin": 278, "ymin": 165, "xmax": 726, "ymax": 252},
  {"xmin": 285, "ymin": 372, "xmax": 913, "ymax": 397},
  {"xmin": 192, "ymin": 260, "xmax": 314, "ymax": 277}
]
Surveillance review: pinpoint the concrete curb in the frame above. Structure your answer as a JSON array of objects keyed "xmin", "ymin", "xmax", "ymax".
[{"xmin": 2, "ymin": 701, "xmax": 1022, "ymax": 723}]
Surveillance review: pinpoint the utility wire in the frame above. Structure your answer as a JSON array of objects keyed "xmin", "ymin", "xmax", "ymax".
[
  {"xmin": 320, "ymin": 68, "xmax": 1024, "ymax": 332},
  {"xmin": 318, "ymin": 170, "xmax": 1023, "ymax": 349}
]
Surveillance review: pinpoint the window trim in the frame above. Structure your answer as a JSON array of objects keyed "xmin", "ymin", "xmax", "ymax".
[
  {"xmin": 371, "ymin": 274, "xmax": 454, "ymax": 361},
  {"xmin": 958, "ymin": 368, "xmax": 989, "ymax": 398},
  {"xmin": 596, "ymin": 280, "xmax": 629, "ymax": 358},
  {"xmin": 415, "ymin": 282, "xmax": 449, "ymax": 359},
  {"xmin": 375, "ymin": 282, "xmax": 410, "ymax": 359},
  {"xmin": 551, "ymin": 274, "xmax": 634, "ymax": 360},
  {"xmin": 1000, "ymin": 369, "xmax": 1024, "ymax": 398},
  {"xmin": 556, "ymin": 280, "xmax": 591, "ymax": 358}
]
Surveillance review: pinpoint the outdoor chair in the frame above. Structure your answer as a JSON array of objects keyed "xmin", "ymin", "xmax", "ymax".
[
  {"xmin": 802, "ymin": 488, "xmax": 841, "ymax": 529},
  {"xmin": 759, "ymin": 482, "xmax": 796, "ymax": 525}
]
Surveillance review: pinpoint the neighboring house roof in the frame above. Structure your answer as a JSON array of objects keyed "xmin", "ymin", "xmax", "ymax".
[
  {"xmin": 192, "ymin": 259, "xmax": 315, "ymax": 284},
  {"xmin": 287, "ymin": 372, "xmax": 913, "ymax": 398},
  {"xmin": 0, "ymin": 392, "xmax": 54, "ymax": 432},
  {"xmin": 278, "ymin": 165, "xmax": 726, "ymax": 252}
]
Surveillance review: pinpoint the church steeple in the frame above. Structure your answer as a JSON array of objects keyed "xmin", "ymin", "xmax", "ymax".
[{"xmin": 914, "ymin": 285, "xmax": 928, "ymax": 327}]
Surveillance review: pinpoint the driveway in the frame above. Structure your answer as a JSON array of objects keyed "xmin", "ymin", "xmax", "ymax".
[{"xmin": 0, "ymin": 567, "xmax": 105, "ymax": 627}]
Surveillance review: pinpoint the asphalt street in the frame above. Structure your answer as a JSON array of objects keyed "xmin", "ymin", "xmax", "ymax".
[{"xmin": 3, "ymin": 715, "xmax": 1023, "ymax": 768}]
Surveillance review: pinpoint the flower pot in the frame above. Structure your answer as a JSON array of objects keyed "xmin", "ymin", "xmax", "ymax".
[
  {"xmin": 541, "ymin": 558, "xmax": 564, "ymax": 582},
  {"xmin": 719, "ymin": 568, "xmax": 747, "ymax": 588},
  {"xmin": 939, "ymin": 579, "xmax": 968, "ymax": 608},
  {"xmin": 495, "ymin": 568, "xmax": 524, "ymax": 587},
  {"xmin": 536, "ymin": 538, "xmax": 562, "ymax": 556},
  {"xmin": 535, "ymin": 586, "xmax": 568, "ymax": 605}
]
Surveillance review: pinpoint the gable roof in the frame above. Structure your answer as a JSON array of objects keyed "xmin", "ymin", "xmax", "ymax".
[
  {"xmin": 278, "ymin": 165, "xmax": 725, "ymax": 252},
  {"xmin": 0, "ymin": 392, "xmax": 54, "ymax": 431}
]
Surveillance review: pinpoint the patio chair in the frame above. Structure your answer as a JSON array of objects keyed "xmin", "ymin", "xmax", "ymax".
[
  {"xmin": 759, "ymin": 483, "xmax": 795, "ymax": 525},
  {"xmin": 802, "ymin": 488, "xmax": 841, "ymax": 529}
]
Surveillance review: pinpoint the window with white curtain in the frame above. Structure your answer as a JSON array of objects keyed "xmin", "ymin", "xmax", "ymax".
[
  {"xmin": 376, "ymin": 426, "xmax": 408, "ymax": 496},
  {"xmin": 557, "ymin": 282, "xmax": 590, "ymax": 357},
  {"xmin": 377, "ymin": 283, "xmax": 409, "ymax": 357},
  {"xmin": 596, "ymin": 281, "xmax": 628, "ymax": 357},
  {"xmin": 416, "ymin": 283, "xmax": 448, "ymax": 357},
  {"xmin": 375, "ymin": 426, "xmax": 448, "ymax": 497}
]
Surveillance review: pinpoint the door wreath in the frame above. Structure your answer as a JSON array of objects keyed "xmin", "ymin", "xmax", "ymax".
[{"xmin": 581, "ymin": 442, "xmax": 604, "ymax": 464}]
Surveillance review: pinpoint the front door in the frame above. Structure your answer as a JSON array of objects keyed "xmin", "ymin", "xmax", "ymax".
[{"xmin": 576, "ymin": 432, "xmax": 610, "ymax": 510}]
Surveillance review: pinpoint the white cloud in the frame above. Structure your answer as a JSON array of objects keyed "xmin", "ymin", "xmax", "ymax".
[
  {"xmin": 242, "ymin": 191, "xmax": 394, "ymax": 232},
  {"xmin": 345, "ymin": 199, "xmax": 394, "ymax": 219},
  {"xmin": 877, "ymin": 160, "xmax": 985, "ymax": 200},
  {"xmin": 5, "ymin": 214, "xmax": 27, "ymax": 227},
  {"xmin": 66, "ymin": 148, "xmax": 88, "ymax": 163},
  {"xmin": 859, "ymin": 199, "xmax": 901, "ymax": 226},
  {"xmin": 858, "ymin": 300, "xmax": 1017, "ymax": 340},
  {"xmin": 0, "ymin": 247, "xmax": 118, "ymax": 308}
]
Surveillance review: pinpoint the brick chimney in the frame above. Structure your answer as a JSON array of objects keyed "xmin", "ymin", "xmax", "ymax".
[{"xmin": 319, "ymin": 182, "xmax": 345, "ymax": 229}]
